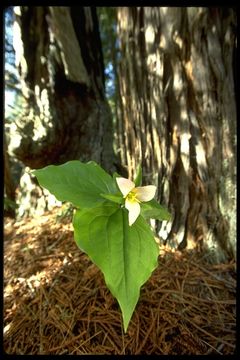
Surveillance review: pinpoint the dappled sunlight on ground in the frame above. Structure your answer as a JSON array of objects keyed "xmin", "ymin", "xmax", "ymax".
[{"xmin": 4, "ymin": 208, "xmax": 236, "ymax": 355}]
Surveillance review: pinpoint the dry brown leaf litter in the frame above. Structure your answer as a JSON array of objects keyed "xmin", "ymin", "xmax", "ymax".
[{"xmin": 4, "ymin": 208, "xmax": 236, "ymax": 355}]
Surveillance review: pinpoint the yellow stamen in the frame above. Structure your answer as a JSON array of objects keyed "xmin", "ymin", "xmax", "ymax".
[{"xmin": 125, "ymin": 191, "xmax": 140, "ymax": 203}]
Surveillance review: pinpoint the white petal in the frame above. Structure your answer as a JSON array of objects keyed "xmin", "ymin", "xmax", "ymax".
[
  {"xmin": 116, "ymin": 177, "xmax": 135, "ymax": 197},
  {"xmin": 135, "ymin": 185, "xmax": 156, "ymax": 202},
  {"xmin": 125, "ymin": 199, "xmax": 141, "ymax": 226}
]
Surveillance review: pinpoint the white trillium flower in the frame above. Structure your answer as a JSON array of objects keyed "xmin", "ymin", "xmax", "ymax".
[{"xmin": 116, "ymin": 177, "xmax": 157, "ymax": 226}]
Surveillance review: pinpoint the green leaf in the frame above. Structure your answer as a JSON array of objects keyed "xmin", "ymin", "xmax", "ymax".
[
  {"xmin": 141, "ymin": 199, "xmax": 171, "ymax": 221},
  {"xmin": 113, "ymin": 171, "xmax": 122, "ymax": 180},
  {"xmin": 134, "ymin": 164, "xmax": 142, "ymax": 187},
  {"xmin": 100, "ymin": 193, "xmax": 124, "ymax": 204},
  {"xmin": 32, "ymin": 160, "xmax": 117, "ymax": 208},
  {"xmin": 73, "ymin": 203, "xmax": 159, "ymax": 332}
]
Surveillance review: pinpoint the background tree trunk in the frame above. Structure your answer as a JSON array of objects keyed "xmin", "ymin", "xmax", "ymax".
[
  {"xmin": 12, "ymin": 6, "xmax": 115, "ymax": 173},
  {"xmin": 116, "ymin": 7, "xmax": 236, "ymax": 262},
  {"xmin": 4, "ymin": 132, "xmax": 16, "ymax": 218},
  {"xmin": 10, "ymin": 6, "xmax": 117, "ymax": 217}
]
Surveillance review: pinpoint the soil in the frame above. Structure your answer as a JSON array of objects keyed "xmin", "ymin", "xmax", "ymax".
[{"xmin": 3, "ymin": 207, "xmax": 236, "ymax": 355}]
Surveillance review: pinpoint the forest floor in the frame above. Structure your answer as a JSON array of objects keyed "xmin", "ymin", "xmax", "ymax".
[{"xmin": 3, "ymin": 207, "xmax": 236, "ymax": 355}]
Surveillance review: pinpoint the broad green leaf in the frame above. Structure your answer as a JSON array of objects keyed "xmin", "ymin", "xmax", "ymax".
[
  {"xmin": 73, "ymin": 202, "xmax": 159, "ymax": 332},
  {"xmin": 141, "ymin": 199, "xmax": 171, "ymax": 221},
  {"xmin": 134, "ymin": 164, "xmax": 142, "ymax": 187},
  {"xmin": 100, "ymin": 193, "xmax": 124, "ymax": 204},
  {"xmin": 33, "ymin": 160, "xmax": 117, "ymax": 208},
  {"xmin": 112, "ymin": 171, "xmax": 122, "ymax": 180}
]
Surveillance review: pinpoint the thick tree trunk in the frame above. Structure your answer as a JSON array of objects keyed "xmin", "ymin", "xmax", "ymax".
[
  {"xmin": 117, "ymin": 7, "xmax": 236, "ymax": 262},
  {"xmin": 9, "ymin": 6, "xmax": 117, "ymax": 217},
  {"xmin": 12, "ymin": 6, "xmax": 115, "ymax": 173}
]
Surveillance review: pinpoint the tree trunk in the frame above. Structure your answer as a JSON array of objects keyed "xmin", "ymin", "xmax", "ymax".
[
  {"xmin": 10, "ymin": 6, "xmax": 117, "ymax": 217},
  {"xmin": 117, "ymin": 7, "xmax": 236, "ymax": 262},
  {"xmin": 12, "ymin": 6, "xmax": 115, "ymax": 173},
  {"xmin": 4, "ymin": 132, "xmax": 16, "ymax": 218}
]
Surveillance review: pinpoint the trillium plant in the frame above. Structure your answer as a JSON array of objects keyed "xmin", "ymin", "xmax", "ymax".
[{"xmin": 33, "ymin": 160, "xmax": 171, "ymax": 332}]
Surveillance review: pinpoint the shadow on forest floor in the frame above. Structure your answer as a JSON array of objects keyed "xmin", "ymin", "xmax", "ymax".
[{"xmin": 3, "ymin": 208, "xmax": 236, "ymax": 355}]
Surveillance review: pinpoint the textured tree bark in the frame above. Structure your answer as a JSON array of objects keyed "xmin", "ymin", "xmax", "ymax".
[
  {"xmin": 10, "ymin": 6, "xmax": 117, "ymax": 217},
  {"xmin": 117, "ymin": 7, "xmax": 236, "ymax": 261},
  {"xmin": 4, "ymin": 132, "xmax": 16, "ymax": 218},
  {"xmin": 12, "ymin": 6, "xmax": 115, "ymax": 173}
]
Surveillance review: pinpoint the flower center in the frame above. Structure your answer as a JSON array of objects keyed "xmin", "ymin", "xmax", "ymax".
[{"xmin": 126, "ymin": 190, "xmax": 140, "ymax": 203}]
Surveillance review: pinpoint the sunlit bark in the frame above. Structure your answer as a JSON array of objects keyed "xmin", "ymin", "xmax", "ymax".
[
  {"xmin": 10, "ymin": 6, "xmax": 116, "ymax": 217},
  {"xmin": 12, "ymin": 6, "xmax": 115, "ymax": 172},
  {"xmin": 117, "ymin": 7, "xmax": 236, "ymax": 261}
]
